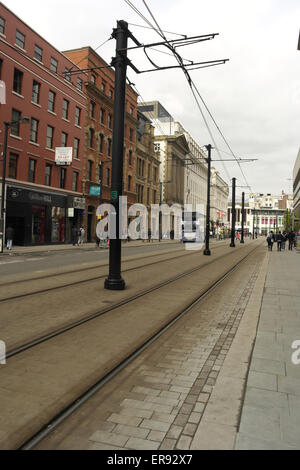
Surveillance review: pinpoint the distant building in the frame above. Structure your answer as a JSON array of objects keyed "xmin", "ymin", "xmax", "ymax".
[
  {"xmin": 0, "ymin": 3, "xmax": 86, "ymax": 245},
  {"xmin": 247, "ymin": 192, "xmax": 292, "ymax": 235},
  {"xmin": 136, "ymin": 111, "xmax": 160, "ymax": 227},
  {"xmin": 293, "ymin": 148, "xmax": 300, "ymax": 217},
  {"xmin": 210, "ymin": 169, "xmax": 229, "ymax": 233}
]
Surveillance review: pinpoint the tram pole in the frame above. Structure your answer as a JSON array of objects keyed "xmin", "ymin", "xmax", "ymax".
[
  {"xmin": 104, "ymin": 21, "xmax": 129, "ymax": 290},
  {"xmin": 240, "ymin": 191, "xmax": 245, "ymax": 243},
  {"xmin": 204, "ymin": 144, "xmax": 212, "ymax": 256},
  {"xmin": 230, "ymin": 177, "xmax": 236, "ymax": 247}
]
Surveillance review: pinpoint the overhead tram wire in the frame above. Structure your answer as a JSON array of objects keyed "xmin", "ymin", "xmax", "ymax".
[
  {"xmin": 143, "ymin": 0, "xmax": 252, "ymax": 190},
  {"xmin": 141, "ymin": 0, "xmax": 231, "ymax": 183},
  {"xmin": 128, "ymin": 22, "xmax": 187, "ymax": 38},
  {"xmin": 125, "ymin": 0, "xmax": 252, "ymax": 190}
]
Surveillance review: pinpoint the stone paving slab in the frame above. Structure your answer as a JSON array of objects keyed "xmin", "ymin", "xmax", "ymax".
[{"xmin": 235, "ymin": 250, "xmax": 300, "ymax": 450}]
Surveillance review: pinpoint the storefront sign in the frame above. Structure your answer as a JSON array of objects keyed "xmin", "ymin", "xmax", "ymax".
[
  {"xmin": 89, "ymin": 185, "xmax": 101, "ymax": 196},
  {"xmin": 55, "ymin": 147, "xmax": 73, "ymax": 166},
  {"xmin": 73, "ymin": 197, "xmax": 85, "ymax": 210},
  {"xmin": 7, "ymin": 186, "xmax": 67, "ymax": 207}
]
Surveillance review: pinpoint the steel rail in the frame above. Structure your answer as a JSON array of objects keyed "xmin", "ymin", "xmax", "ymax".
[{"xmin": 19, "ymin": 242, "xmax": 262, "ymax": 450}]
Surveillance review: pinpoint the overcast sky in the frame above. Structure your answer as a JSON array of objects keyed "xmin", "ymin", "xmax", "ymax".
[{"xmin": 3, "ymin": 0, "xmax": 300, "ymax": 198}]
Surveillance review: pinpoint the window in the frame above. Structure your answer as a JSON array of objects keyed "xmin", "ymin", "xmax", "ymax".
[
  {"xmin": 148, "ymin": 164, "xmax": 151, "ymax": 180},
  {"xmin": 106, "ymin": 168, "xmax": 110, "ymax": 186},
  {"xmin": 153, "ymin": 190, "xmax": 157, "ymax": 204},
  {"xmin": 107, "ymin": 138, "xmax": 112, "ymax": 157},
  {"xmin": 129, "ymin": 128, "xmax": 134, "ymax": 142},
  {"xmin": 101, "ymin": 82, "xmax": 106, "ymax": 93},
  {"xmin": 99, "ymin": 134, "xmax": 104, "ymax": 153},
  {"xmin": 34, "ymin": 45, "xmax": 43, "ymax": 62},
  {"xmin": 9, "ymin": 153, "xmax": 18, "ymax": 179},
  {"xmin": 128, "ymin": 175, "xmax": 132, "ymax": 192},
  {"xmin": 88, "ymin": 128, "xmax": 94, "ymax": 148},
  {"xmin": 13, "ymin": 68, "xmax": 23, "ymax": 95},
  {"xmin": 50, "ymin": 57, "xmax": 58, "ymax": 73},
  {"xmin": 109, "ymin": 89, "xmax": 113, "ymax": 99},
  {"xmin": 100, "ymin": 108, "xmax": 105, "ymax": 124},
  {"xmin": 61, "ymin": 132, "xmax": 68, "ymax": 147},
  {"xmin": 30, "ymin": 118, "xmax": 39, "ymax": 143},
  {"xmin": 88, "ymin": 161, "xmax": 93, "ymax": 181},
  {"xmin": 77, "ymin": 77, "xmax": 83, "ymax": 90},
  {"xmin": 130, "ymin": 106, "xmax": 133, "ymax": 115},
  {"xmin": 32, "ymin": 81, "xmax": 40, "ymax": 104},
  {"xmin": 28, "ymin": 159, "xmax": 36, "ymax": 183},
  {"xmin": 108, "ymin": 114, "xmax": 112, "ymax": 129},
  {"xmin": 129, "ymin": 150, "xmax": 133, "ymax": 166},
  {"xmin": 90, "ymin": 101, "xmax": 95, "ymax": 118},
  {"xmin": 46, "ymin": 125, "xmax": 54, "ymax": 149},
  {"xmin": 91, "ymin": 75, "xmax": 96, "ymax": 85},
  {"xmin": 62, "ymin": 99, "xmax": 69, "ymax": 120},
  {"xmin": 98, "ymin": 164, "xmax": 103, "ymax": 184},
  {"xmin": 48, "ymin": 91, "xmax": 56, "ymax": 112},
  {"xmin": 60, "ymin": 168, "xmax": 66, "ymax": 189},
  {"xmin": 0, "ymin": 17, "xmax": 5, "ymax": 35},
  {"xmin": 45, "ymin": 164, "xmax": 52, "ymax": 186},
  {"xmin": 75, "ymin": 107, "xmax": 81, "ymax": 126},
  {"xmin": 72, "ymin": 172, "xmax": 78, "ymax": 192},
  {"xmin": 154, "ymin": 167, "xmax": 157, "ymax": 183},
  {"xmin": 16, "ymin": 30, "xmax": 25, "ymax": 49},
  {"xmin": 0, "ymin": 59, "xmax": 2, "ymax": 80},
  {"xmin": 11, "ymin": 109, "xmax": 21, "ymax": 136},
  {"xmin": 74, "ymin": 138, "xmax": 80, "ymax": 159},
  {"xmin": 64, "ymin": 68, "xmax": 71, "ymax": 82}
]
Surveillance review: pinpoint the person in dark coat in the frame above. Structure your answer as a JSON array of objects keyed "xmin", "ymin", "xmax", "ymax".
[
  {"xmin": 288, "ymin": 231, "xmax": 295, "ymax": 251},
  {"xmin": 276, "ymin": 231, "xmax": 284, "ymax": 251},
  {"xmin": 6, "ymin": 226, "xmax": 14, "ymax": 250}
]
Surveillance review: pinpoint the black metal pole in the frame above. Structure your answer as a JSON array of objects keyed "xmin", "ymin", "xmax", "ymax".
[
  {"xmin": 230, "ymin": 177, "xmax": 236, "ymax": 247},
  {"xmin": 104, "ymin": 20, "xmax": 129, "ymax": 291},
  {"xmin": 159, "ymin": 181, "xmax": 162, "ymax": 242},
  {"xmin": 204, "ymin": 144, "xmax": 211, "ymax": 256},
  {"xmin": 0, "ymin": 123, "xmax": 9, "ymax": 254},
  {"xmin": 240, "ymin": 191, "xmax": 245, "ymax": 244}
]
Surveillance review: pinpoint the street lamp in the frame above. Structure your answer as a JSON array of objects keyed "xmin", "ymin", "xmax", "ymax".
[{"xmin": 1, "ymin": 116, "xmax": 29, "ymax": 253}]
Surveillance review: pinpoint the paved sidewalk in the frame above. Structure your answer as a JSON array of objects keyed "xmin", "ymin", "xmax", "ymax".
[{"xmin": 235, "ymin": 250, "xmax": 300, "ymax": 449}]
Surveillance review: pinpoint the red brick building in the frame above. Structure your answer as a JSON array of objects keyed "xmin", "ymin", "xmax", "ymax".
[
  {"xmin": 63, "ymin": 47, "xmax": 138, "ymax": 241},
  {"xmin": 0, "ymin": 3, "xmax": 87, "ymax": 245}
]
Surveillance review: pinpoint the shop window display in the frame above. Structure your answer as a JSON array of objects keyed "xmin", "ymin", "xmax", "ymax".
[
  {"xmin": 51, "ymin": 207, "xmax": 65, "ymax": 242},
  {"xmin": 32, "ymin": 205, "xmax": 46, "ymax": 243}
]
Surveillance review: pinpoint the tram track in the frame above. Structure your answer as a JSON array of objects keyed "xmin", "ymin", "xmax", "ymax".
[
  {"xmin": 3, "ymin": 241, "xmax": 258, "ymax": 448},
  {"xmin": 0, "ymin": 242, "xmax": 229, "ymax": 303},
  {"xmin": 6, "ymin": 241, "xmax": 255, "ymax": 358}
]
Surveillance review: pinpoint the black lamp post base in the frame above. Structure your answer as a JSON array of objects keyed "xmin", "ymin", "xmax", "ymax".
[
  {"xmin": 230, "ymin": 242, "xmax": 235, "ymax": 247},
  {"xmin": 104, "ymin": 277, "xmax": 126, "ymax": 290},
  {"xmin": 203, "ymin": 249, "xmax": 211, "ymax": 256},
  {"xmin": 240, "ymin": 240, "xmax": 245, "ymax": 244}
]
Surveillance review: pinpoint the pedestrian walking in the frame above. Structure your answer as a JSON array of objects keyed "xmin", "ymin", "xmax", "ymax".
[
  {"xmin": 277, "ymin": 231, "xmax": 284, "ymax": 251},
  {"xmin": 78, "ymin": 227, "xmax": 85, "ymax": 245},
  {"xmin": 6, "ymin": 226, "xmax": 14, "ymax": 250},
  {"xmin": 267, "ymin": 232, "xmax": 273, "ymax": 251},
  {"xmin": 287, "ymin": 231, "xmax": 295, "ymax": 251},
  {"xmin": 282, "ymin": 231, "xmax": 287, "ymax": 250}
]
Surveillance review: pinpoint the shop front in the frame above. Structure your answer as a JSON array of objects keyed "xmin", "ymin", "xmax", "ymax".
[{"xmin": 6, "ymin": 185, "xmax": 68, "ymax": 246}]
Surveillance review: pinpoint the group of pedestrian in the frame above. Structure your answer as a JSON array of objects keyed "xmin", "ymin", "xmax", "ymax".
[
  {"xmin": 266, "ymin": 230, "xmax": 296, "ymax": 252},
  {"xmin": 71, "ymin": 226, "xmax": 85, "ymax": 247}
]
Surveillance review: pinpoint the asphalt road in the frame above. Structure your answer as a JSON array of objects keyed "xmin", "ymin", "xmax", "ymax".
[{"xmin": 0, "ymin": 242, "xmax": 184, "ymax": 277}]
